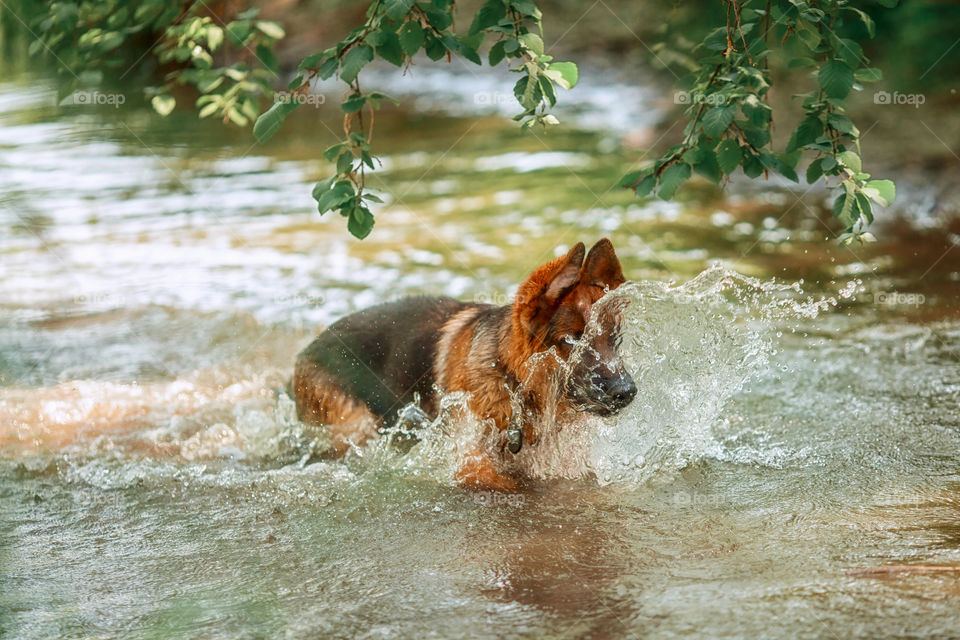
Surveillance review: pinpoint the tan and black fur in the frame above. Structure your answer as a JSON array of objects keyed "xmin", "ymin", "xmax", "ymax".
[{"xmin": 293, "ymin": 239, "xmax": 636, "ymax": 490}]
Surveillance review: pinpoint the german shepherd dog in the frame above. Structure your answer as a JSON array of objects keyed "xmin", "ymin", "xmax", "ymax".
[{"xmin": 292, "ymin": 238, "xmax": 636, "ymax": 490}]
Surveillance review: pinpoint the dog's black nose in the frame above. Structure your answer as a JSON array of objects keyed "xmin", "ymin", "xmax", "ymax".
[{"xmin": 608, "ymin": 378, "xmax": 637, "ymax": 407}]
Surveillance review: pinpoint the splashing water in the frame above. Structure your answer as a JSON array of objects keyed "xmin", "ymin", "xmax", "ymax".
[
  {"xmin": 584, "ymin": 266, "xmax": 835, "ymax": 485},
  {"xmin": 350, "ymin": 265, "xmax": 839, "ymax": 487}
]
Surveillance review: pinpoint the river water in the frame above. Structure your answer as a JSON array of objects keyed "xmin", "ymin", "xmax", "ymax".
[{"xmin": 2, "ymin": 65, "xmax": 960, "ymax": 639}]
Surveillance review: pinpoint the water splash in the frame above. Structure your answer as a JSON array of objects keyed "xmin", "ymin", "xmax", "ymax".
[
  {"xmin": 583, "ymin": 266, "xmax": 826, "ymax": 485},
  {"xmin": 366, "ymin": 265, "xmax": 838, "ymax": 486}
]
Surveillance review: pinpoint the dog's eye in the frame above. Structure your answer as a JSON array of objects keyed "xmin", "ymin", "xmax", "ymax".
[{"xmin": 563, "ymin": 332, "xmax": 583, "ymax": 345}]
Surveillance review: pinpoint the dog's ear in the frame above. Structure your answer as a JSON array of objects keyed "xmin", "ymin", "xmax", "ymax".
[
  {"xmin": 581, "ymin": 238, "xmax": 625, "ymax": 289},
  {"xmin": 515, "ymin": 242, "xmax": 585, "ymax": 331},
  {"xmin": 544, "ymin": 242, "xmax": 586, "ymax": 302}
]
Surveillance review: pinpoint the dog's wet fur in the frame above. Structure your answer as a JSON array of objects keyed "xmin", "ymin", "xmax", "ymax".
[{"xmin": 293, "ymin": 239, "xmax": 636, "ymax": 490}]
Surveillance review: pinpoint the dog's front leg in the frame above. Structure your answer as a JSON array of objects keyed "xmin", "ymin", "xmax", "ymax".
[{"xmin": 455, "ymin": 448, "xmax": 517, "ymax": 492}]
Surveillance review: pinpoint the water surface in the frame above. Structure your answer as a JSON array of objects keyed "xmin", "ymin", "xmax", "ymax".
[{"xmin": 2, "ymin": 69, "xmax": 960, "ymax": 639}]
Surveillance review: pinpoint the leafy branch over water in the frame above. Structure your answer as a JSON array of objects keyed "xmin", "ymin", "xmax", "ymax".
[
  {"xmin": 252, "ymin": 0, "xmax": 580, "ymax": 239},
  {"xmin": 14, "ymin": 0, "xmax": 896, "ymax": 242},
  {"xmin": 624, "ymin": 0, "xmax": 897, "ymax": 246}
]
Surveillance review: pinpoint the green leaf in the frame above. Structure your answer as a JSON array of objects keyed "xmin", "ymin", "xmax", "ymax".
[
  {"xmin": 399, "ymin": 21, "xmax": 424, "ymax": 56},
  {"xmin": 341, "ymin": 93, "xmax": 367, "ymax": 113},
  {"xmin": 317, "ymin": 56, "xmax": 339, "ymax": 80},
  {"xmin": 716, "ymin": 140, "xmax": 742, "ymax": 174},
  {"xmin": 833, "ymin": 193, "xmax": 859, "ymax": 231},
  {"xmin": 469, "ymin": 0, "xmax": 507, "ymax": 34},
  {"xmin": 206, "ymin": 25, "xmax": 224, "ymax": 51},
  {"xmin": 741, "ymin": 97, "xmax": 771, "ymax": 126},
  {"xmin": 510, "ymin": 0, "xmax": 542, "ymax": 19},
  {"xmin": 617, "ymin": 170, "xmax": 644, "ymax": 188},
  {"xmin": 198, "ymin": 101, "xmax": 219, "ymax": 118},
  {"xmin": 775, "ymin": 153, "xmax": 800, "ymax": 182},
  {"xmin": 634, "ymin": 173, "xmax": 656, "ymax": 198},
  {"xmin": 835, "ymin": 38, "xmax": 863, "ymax": 69},
  {"xmin": 424, "ymin": 34, "xmax": 446, "ymax": 60},
  {"xmin": 257, "ymin": 43, "xmax": 279, "ymax": 73},
  {"xmin": 488, "ymin": 40, "xmax": 506, "ymax": 66},
  {"xmin": 347, "ymin": 205, "xmax": 375, "ymax": 239},
  {"xmin": 794, "ymin": 23, "xmax": 821, "ymax": 50},
  {"xmin": 837, "ymin": 150, "xmax": 861, "ymax": 173},
  {"xmin": 337, "ymin": 151, "xmax": 354, "ymax": 175},
  {"xmin": 701, "ymin": 106, "xmax": 734, "ymax": 139},
  {"xmin": 255, "ymin": 21, "xmax": 285, "ymax": 40},
  {"xmin": 253, "ymin": 100, "xmax": 298, "ymax": 143},
  {"xmin": 513, "ymin": 75, "xmax": 541, "ymax": 111},
  {"xmin": 703, "ymin": 27, "xmax": 728, "ymax": 52},
  {"xmin": 740, "ymin": 123, "xmax": 770, "ymax": 149},
  {"xmin": 546, "ymin": 61, "xmax": 578, "ymax": 89},
  {"xmin": 818, "ymin": 59, "xmax": 854, "ymax": 99},
  {"xmin": 361, "ymin": 150, "xmax": 376, "ymax": 169},
  {"xmin": 855, "ymin": 191, "xmax": 874, "ymax": 224},
  {"xmin": 788, "ymin": 56, "xmax": 817, "ymax": 68},
  {"xmin": 366, "ymin": 91, "xmax": 398, "ymax": 108},
  {"xmin": 692, "ymin": 148, "xmax": 721, "ymax": 183},
  {"xmin": 385, "ymin": 0, "xmax": 415, "ymax": 21},
  {"xmin": 456, "ymin": 36, "xmax": 483, "ymax": 65},
  {"xmin": 340, "ymin": 44, "xmax": 374, "ymax": 83},
  {"xmin": 864, "ymin": 179, "xmax": 895, "ymax": 207},
  {"xmin": 315, "ymin": 180, "xmax": 355, "ymax": 213},
  {"xmin": 311, "ymin": 176, "xmax": 335, "ymax": 201},
  {"xmin": 854, "ymin": 67, "xmax": 882, "ymax": 83},
  {"xmin": 323, "ymin": 143, "xmax": 346, "ymax": 162},
  {"xmin": 538, "ymin": 75, "xmax": 556, "ymax": 106},
  {"xmin": 827, "ymin": 113, "xmax": 858, "ymax": 137},
  {"xmin": 151, "ymin": 94, "xmax": 176, "ymax": 117},
  {"xmin": 519, "ymin": 33, "xmax": 544, "ymax": 57},
  {"xmin": 742, "ymin": 153, "xmax": 764, "ymax": 178},
  {"xmin": 832, "ymin": 190, "xmax": 856, "ymax": 229},
  {"xmin": 422, "ymin": 7, "xmax": 452, "ymax": 30},
  {"xmin": 657, "ymin": 163, "xmax": 691, "ymax": 200},
  {"xmin": 848, "ymin": 8, "xmax": 876, "ymax": 38},
  {"xmin": 298, "ymin": 51, "xmax": 326, "ymax": 71},
  {"xmin": 786, "ymin": 116, "xmax": 823, "ymax": 152},
  {"xmin": 226, "ymin": 20, "xmax": 253, "ymax": 46},
  {"xmin": 806, "ymin": 158, "xmax": 823, "ymax": 184},
  {"xmin": 373, "ymin": 30, "xmax": 404, "ymax": 66}
]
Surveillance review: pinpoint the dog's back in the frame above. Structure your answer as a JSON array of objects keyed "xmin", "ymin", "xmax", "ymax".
[{"xmin": 293, "ymin": 296, "xmax": 469, "ymax": 441}]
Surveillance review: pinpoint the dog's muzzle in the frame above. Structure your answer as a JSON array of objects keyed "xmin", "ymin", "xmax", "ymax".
[
  {"xmin": 574, "ymin": 371, "xmax": 637, "ymax": 416},
  {"xmin": 600, "ymin": 375, "xmax": 638, "ymax": 411}
]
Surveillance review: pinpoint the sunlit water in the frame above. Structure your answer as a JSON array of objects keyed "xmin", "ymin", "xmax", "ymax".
[{"xmin": 3, "ymin": 72, "xmax": 960, "ymax": 639}]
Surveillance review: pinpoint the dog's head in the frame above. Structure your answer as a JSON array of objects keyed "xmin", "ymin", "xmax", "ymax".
[{"xmin": 512, "ymin": 239, "xmax": 636, "ymax": 416}]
